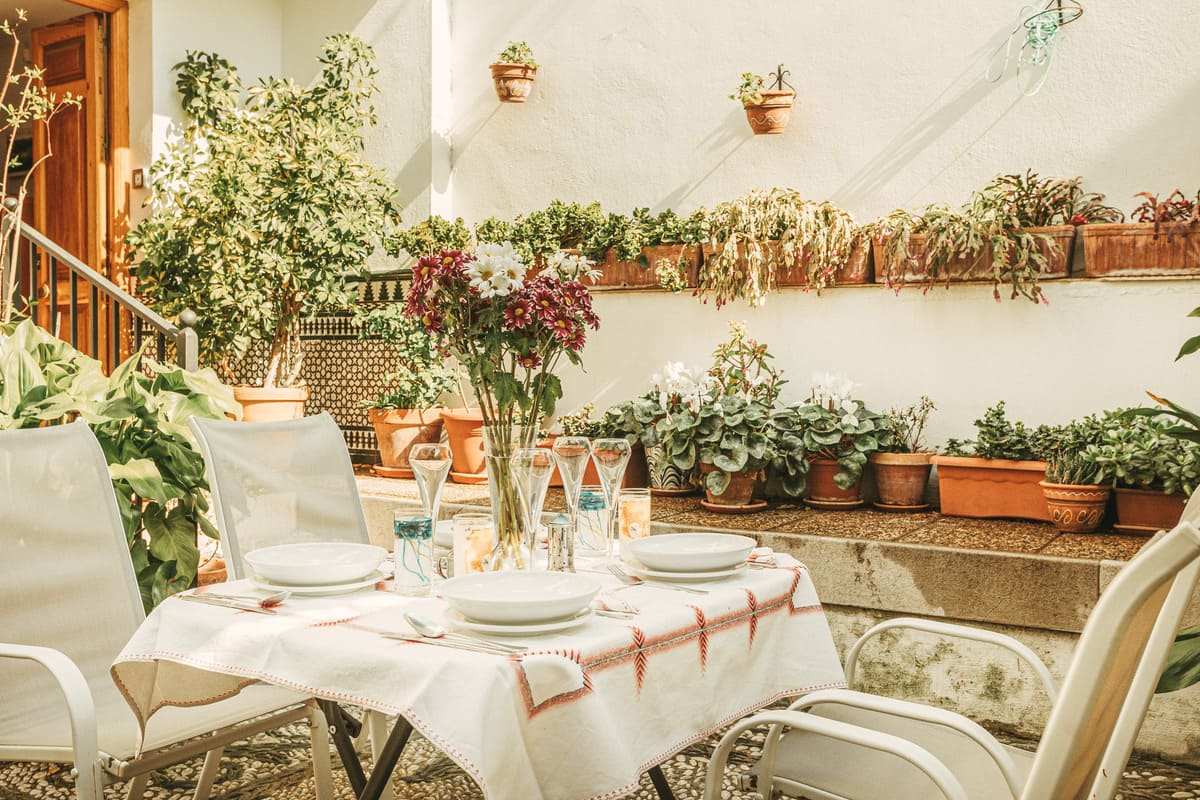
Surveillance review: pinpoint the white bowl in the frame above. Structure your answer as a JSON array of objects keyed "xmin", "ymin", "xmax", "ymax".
[
  {"xmin": 626, "ymin": 533, "xmax": 757, "ymax": 572},
  {"xmin": 244, "ymin": 542, "xmax": 388, "ymax": 586},
  {"xmin": 439, "ymin": 572, "xmax": 600, "ymax": 625}
]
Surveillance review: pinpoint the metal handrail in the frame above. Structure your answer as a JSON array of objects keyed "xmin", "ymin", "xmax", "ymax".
[{"xmin": 7, "ymin": 217, "xmax": 197, "ymax": 371}]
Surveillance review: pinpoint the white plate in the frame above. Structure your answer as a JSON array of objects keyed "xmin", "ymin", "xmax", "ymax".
[
  {"xmin": 245, "ymin": 542, "xmax": 388, "ymax": 586},
  {"xmin": 439, "ymin": 572, "xmax": 600, "ymax": 625},
  {"xmin": 625, "ymin": 533, "xmax": 757, "ymax": 572},
  {"xmin": 251, "ymin": 570, "xmax": 388, "ymax": 596},
  {"xmin": 627, "ymin": 562, "xmax": 747, "ymax": 582},
  {"xmin": 447, "ymin": 608, "xmax": 593, "ymax": 636}
]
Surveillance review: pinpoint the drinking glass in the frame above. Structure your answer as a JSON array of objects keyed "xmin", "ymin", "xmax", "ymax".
[
  {"xmin": 591, "ymin": 438, "xmax": 631, "ymax": 560},
  {"xmin": 393, "ymin": 502, "xmax": 433, "ymax": 596},
  {"xmin": 401, "ymin": 443, "xmax": 451, "ymax": 593},
  {"xmin": 552, "ymin": 436, "xmax": 591, "ymax": 554},
  {"xmin": 511, "ymin": 448, "xmax": 554, "ymax": 570},
  {"xmin": 617, "ymin": 487, "xmax": 652, "ymax": 560},
  {"xmin": 575, "ymin": 485, "xmax": 609, "ymax": 555},
  {"xmin": 452, "ymin": 512, "xmax": 493, "ymax": 575}
]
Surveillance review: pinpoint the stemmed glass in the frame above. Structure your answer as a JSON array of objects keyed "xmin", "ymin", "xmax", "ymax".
[
  {"xmin": 551, "ymin": 436, "xmax": 592, "ymax": 556},
  {"xmin": 407, "ymin": 443, "xmax": 451, "ymax": 587},
  {"xmin": 511, "ymin": 448, "xmax": 554, "ymax": 570},
  {"xmin": 591, "ymin": 438, "xmax": 632, "ymax": 560}
]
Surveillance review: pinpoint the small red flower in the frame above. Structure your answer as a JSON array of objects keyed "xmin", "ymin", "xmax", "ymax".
[
  {"xmin": 420, "ymin": 309, "xmax": 444, "ymax": 333},
  {"xmin": 517, "ymin": 350, "xmax": 542, "ymax": 369},
  {"xmin": 564, "ymin": 325, "xmax": 586, "ymax": 351},
  {"xmin": 504, "ymin": 298, "xmax": 533, "ymax": 330},
  {"xmin": 549, "ymin": 313, "xmax": 576, "ymax": 344},
  {"xmin": 1068, "ymin": 214, "xmax": 1088, "ymax": 226},
  {"xmin": 532, "ymin": 289, "xmax": 558, "ymax": 321}
]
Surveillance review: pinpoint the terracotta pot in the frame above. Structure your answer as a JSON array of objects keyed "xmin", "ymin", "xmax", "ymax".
[
  {"xmin": 700, "ymin": 240, "xmax": 870, "ymax": 289},
  {"xmin": 1113, "ymin": 487, "xmax": 1187, "ymax": 534},
  {"xmin": 442, "ymin": 408, "xmax": 487, "ymax": 484},
  {"xmin": 369, "ymin": 408, "xmax": 445, "ymax": 479},
  {"xmin": 699, "ymin": 463, "xmax": 758, "ymax": 507},
  {"xmin": 932, "ymin": 455, "xmax": 1050, "ymax": 522},
  {"xmin": 742, "ymin": 90, "xmax": 794, "ymax": 135},
  {"xmin": 869, "ymin": 452, "xmax": 933, "ymax": 509},
  {"xmin": 1040, "ymin": 481, "xmax": 1111, "ymax": 534},
  {"xmin": 233, "ymin": 386, "xmax": 309, "ymax": 422},
  {"xmin": 872, "ymin": 226, "xmax": 1075, "ymax": 287},
  {"xmin": 196, "ymin": 557, "xmax": 227, "ymax": 587},
  {"xmin": 490, "ymin": 63, "xmax": 536, "ymax": 103},
  {"xmin": 594, "ymin": 245, "xmax": 702, "ymax": 291},
  {"xmin": 1081, "ymin": 223, "xmax": 1200, "ymax": 277},
  {"xmin": 805, "ymin": 457, "xmax": 864, "ymax": 509}
]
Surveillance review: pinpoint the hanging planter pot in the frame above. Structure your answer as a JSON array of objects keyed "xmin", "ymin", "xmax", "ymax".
[
  {"xmin": 731, "ymin": 65, "xmax": 795, "ymax": 135},
  {"xmin": 490, "ymin": 41, "xmax": 538, "ymax": 103}
]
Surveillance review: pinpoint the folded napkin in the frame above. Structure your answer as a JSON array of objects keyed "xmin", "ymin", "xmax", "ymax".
[
  {"xmin": 592, "ymin": 593, "xmax": 638, "ymax": 614},
  {"xmin": 748, "ymin": 547, "xmax": 778, "ymax": 566},
  {"xmin": 519, "ymin": 652, "xmax": 586, "ymax": 708}
]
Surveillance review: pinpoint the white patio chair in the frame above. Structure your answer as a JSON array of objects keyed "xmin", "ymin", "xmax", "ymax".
[
  {"xmin": 189, "ymin": 411, "xmax": 395, "ymax": 796},
  {"xmin": 0, "ymin": 421, "xmax": 334, "ymax": 800},
  {"xmin": 704, "ymin": 502, "xmax": 1200, "ymax": 800}
]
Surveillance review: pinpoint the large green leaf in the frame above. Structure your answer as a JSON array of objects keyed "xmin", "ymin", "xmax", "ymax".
[
  {"xmin": 144, "ymin": 503, "xmax": 200, "ymax": 578},
  {"xmin": 1157, "ymin": 625, "xmax": 1200, "ymax": 693},
  {"xmin": 109, "ymin": 459, "xmax": 170, "ymax": 505},
  {"xmin": 704, "ymin": 468, "xmax": 731, "ymax": 496}
]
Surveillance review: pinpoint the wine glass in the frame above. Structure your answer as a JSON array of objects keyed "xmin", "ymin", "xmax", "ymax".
[
  {"xmin": 511, "ymin": 448, "xmax": 554, "ymax": 570},
  {"xmin": 590, "ymin": 438, "xmax": 631, "ymax": 560},
  {"xmin": 409, "ymin": 443, "xmax": 451, "ymax": 583},
  {"xmin": 552, "ymin": 436, "xmax": 592, "ymax": 556}
]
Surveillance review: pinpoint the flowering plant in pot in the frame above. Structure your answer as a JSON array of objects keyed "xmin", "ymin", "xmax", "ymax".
[
  {"xmin": 404, "ymin": 244, "xmax": 599, "ymax": 568},
  {"xmin": 356, "ymin": 304, "xmax": 456, "ymax": 478},
  {"xmin": 731, "ymin": 66, "xmax": 795, "ymax": 135},
  {"xmin": 490, "ymin": 41, "xmax": 538, "ymax": 103},
  {"xmin": 635, "ymin": 361, "xmax": 718, "ymax": 495},
  {"xmin": 1039, "ymin": 416, "xmax": 1111, "ymax": 533},
  {"xmin": 869, "ymin": 396, "xmax": 936, "ymax": 510},
  {"xmin": 936, "ymin": 402, "xmax": 1051, "ymax": 521}
]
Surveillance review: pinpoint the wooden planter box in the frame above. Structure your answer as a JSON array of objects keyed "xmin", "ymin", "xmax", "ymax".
[
  {"xmin": 700, "ymin": 240, "xmax": 873, "ymax": 289},
  {"xmin": 1113, "ymin": 487, "xmax": 1187, "ymax": 534},
  {"xmin": 1081, "ymin": 223, "xmax": 1200, "ymax": 278},
  {"xmin": 932, "ymin": 455, "xmax": 1050, "ymax": 522},
  {"xmin": 592, "ymin": 245, "xmax": 701, "ymax": 291},
  {"xmin": 872, "ymin": 226, "xmax": 1075, "ymax": 287}
]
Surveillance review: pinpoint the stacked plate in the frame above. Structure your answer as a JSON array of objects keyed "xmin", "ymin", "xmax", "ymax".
[
  {"xmin": 439, "ymin": 572, "xmax": 600, "ymax": 635},
  {"xmin": 625, "ymin": 533, "xmax": 756, "ymax": 581},
  {"xmin": 245, "ymin": 542, "xmax": 389, "ymax": 595}
]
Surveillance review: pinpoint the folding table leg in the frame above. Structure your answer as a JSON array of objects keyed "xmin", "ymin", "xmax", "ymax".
[
  {"xmin": 357, "ymin": 718, "xmax": 412, "ymax": 800},
  {"xmin": 193, "ymin": 746, "xmax": 225, "ymax": 800},
  {"xmin": 367, "ymin": 711, "xmax": 396, "ymax": 800},
  {"xmin": 319, "ymin": 699, "xmax": 367, "ymax": 796},
  {"xmin": 648, "ymin": 765, "xmax": 678, "ymax": 800},
  {"xmin": 123, "ymin": 773, "xmax": 149, "ymax": 800}
]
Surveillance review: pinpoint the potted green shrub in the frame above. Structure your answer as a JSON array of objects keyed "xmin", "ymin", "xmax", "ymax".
[
  {"xmin": 934, "ymin": 402, "xmax": 1051, "ymax": 521},
  {"xmin": 1082, "ymin": 410, "xmax": 1197, "ymax": 532},
  {"xmin": 356, "ymin": 305, "xmax": 455, "ymax": 478},
  {"xmin": 731, "ymin": 68, "xmax": 794, "ymax": 135},
  {"xmin": 631, "ymin": 362, "xmax": 717, "ymax": 495},
  {"xmin": 385, "ymin": 215, "xmax": 472, "ymax": 262},
  {"xmin": 869, "ymin": 396, "xmax": 936, "ymax": 510},
  {"xmin": 490, "ymin": 41, "xmax": 538, "ymax": 103},
  {"xmin": 1039, "ymin": 416, "xmax": 1111, "ymax": 533},
  {"xmin": 1082, "ymin": 189, "xmax": 1199, "ymax": 277},
  {"xmin": 127, "ymin": 36, "xmax": 398, "ymax": 421}
]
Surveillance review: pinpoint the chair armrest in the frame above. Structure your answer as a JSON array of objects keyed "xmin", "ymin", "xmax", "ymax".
[
  {"xmin": 786, "ymin": 688, "xmax": 1023, "ymax": 799},
  {"xmin": 0, "ymin": 642, "xmax": 104, "ymax": 799},
  {"xmin": 703, "ymin": 708, "xmax": 968, "ymax": 800},
  {"xmin": 845, "ymin": 617, "xmax": 1059, "ymax": 703}
]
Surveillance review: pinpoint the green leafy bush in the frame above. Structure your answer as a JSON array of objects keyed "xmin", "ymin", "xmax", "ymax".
[
  {"xmin": 355, "ymin": 304, "xmax": 456, "ymax": 409},
  {"xmin": 943, "ymin": 401, "xmax": 1049, "ymax": 461},
  {"xmin": 1082, "ymin": 411, "xmax": 1199, "ymax": 495},
  {"xmin": 386, "ymin": 216, "xmax": 471, "ymax": 260}
]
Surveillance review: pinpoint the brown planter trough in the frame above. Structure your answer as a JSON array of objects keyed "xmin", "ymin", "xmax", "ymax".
[
  {"xmin": 873, "ymin": 226, "xmax": 1075, "ymax": 288},
  {"xmin": 932, "ymin": 455, "xmax": 1050, "ymax": 522},
  {"xmin": 1113, "ymin": 487, "xmax": 1187, "ymax": 534},
  {"xmin": 1081, "ymin": 223, "xmax": 1200, "ymax": 278}
]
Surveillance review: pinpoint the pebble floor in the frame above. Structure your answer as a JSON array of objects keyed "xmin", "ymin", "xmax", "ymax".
[{"xmin": 3, "ymin": 714, "xmax": 1199, "ymax": 799}]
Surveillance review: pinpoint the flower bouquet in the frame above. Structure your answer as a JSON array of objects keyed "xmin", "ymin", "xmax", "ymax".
[{"xmin": 405, "ymin": 245, "xmax": 599, "ymax": 568}]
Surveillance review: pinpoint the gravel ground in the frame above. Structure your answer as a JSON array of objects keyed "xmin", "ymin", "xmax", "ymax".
[{"xmin": 3, "ymin": 713, "xmax": 1199, "ymax": 799}]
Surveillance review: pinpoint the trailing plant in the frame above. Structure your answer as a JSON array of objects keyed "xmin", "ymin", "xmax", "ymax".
[
  {"xmin": 0, "ymin": 320, "xmax": 238, "ymax": 610},
  {"xmin": 699, "ymin": 189, "xmax": 866, "ymax": 307},
  {"xmin": 355, "ymin": 304, "xmax": 455, "ymax": 410},
  {"xmin": 879, "ymin": 396, "xmax": 936, "ymax": 454},
  {"xmin": 729, "ymin": 72, "xmax": 766, "ymax": 105},
  {"xmin": 1132, "ymin": 189, "xmax": 1199, "ymax": 236},
  {"xmin": 978, "ymin": 170, "xmax": 1124, "ymax": 227},
  {"xmin": 707, "ymin": 320, "xmax": 786, "ymax": 405},
  {"xmin": 656, "ymin": 394, "xmax": 774, "ymax": 496},
  {"xmin": 128, "ymin": 36, "xmax": 398, "ymax": 388},
  {"xmin": 943, "ymin": 401, "xmax": 1050, "ymax": 461},
  {"xmin": 386, "ymin": 215, "xmax": 471, "ymax": 260},
  {"xmin": 1041, "ymin": 416, "xmax": 1107, "ymax": 485},
  {"xmin": 496, "ymin": 41, "xmax": 538, "ymax": 68},
  {"xmin": 0, "ymin": 10, "xmax": 81, "ymax": 323},
  {"xmin": 655, "ymin": 257, "xmax": 689, "ymax": 292}
]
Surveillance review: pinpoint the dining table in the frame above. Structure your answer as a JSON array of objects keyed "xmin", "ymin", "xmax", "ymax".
[{"xmin": 111, "ymin": 551, "xmax": 846, "ymax": 800}]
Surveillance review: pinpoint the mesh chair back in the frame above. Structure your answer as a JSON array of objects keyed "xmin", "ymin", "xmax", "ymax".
[
  {"xmin": 190, "ymin": 413, "xmax": 370, "ymax": 579},
  {"xmin": 0, "ymin": 421, "xmax": 144, "ymax": 745},
  {"xmin": 1022, "ymin": 514, "xmax": 1200, "ymax": 800}
]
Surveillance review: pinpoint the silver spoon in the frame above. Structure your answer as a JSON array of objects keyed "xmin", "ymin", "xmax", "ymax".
[{"xmin": 403, "ymin": 612, "xmax": 527, "ymax": 653}]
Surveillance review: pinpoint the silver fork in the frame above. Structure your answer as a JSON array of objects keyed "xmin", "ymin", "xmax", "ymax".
[{"xmin": 607, "ymin": 564, "xmax": 708, "ymax": 595}]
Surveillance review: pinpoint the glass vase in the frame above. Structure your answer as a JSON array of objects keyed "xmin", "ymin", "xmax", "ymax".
[{"xmin": 482, "ymin": 423, "xmax": 535, "ymax": 571}]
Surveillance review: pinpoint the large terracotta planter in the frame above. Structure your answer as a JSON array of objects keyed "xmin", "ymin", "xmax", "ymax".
[
  {"xmin": 490, "ymin": 63, "xmax": 536, "ymax": 103},
  {"xmin": 805, "ymin": 457, "xmax": 864, "ymax": 510},
  {"xmin": 698, "ymin": 463, "xmax": 765, "ymax": 512},
  {"xmin": 741, "ymin": 90, "xmax": 794, "ymax": 135},
  {"xmin": 872, "ymin": 226, "xmax": 1075, "ymax": 287},
  {"xmin": 233, "ymin": 386, "xmax": 309, "ymax": 422},
  {"xmin": 369, "ymin": 408, "xmax": 445, "ymax": 479},
  {"xmin": 869, "ymin": 452, "xmax": 933, "ymax": 510},
  {"xmin": 594, "ymin": 245, "xmax": 702, "ymax": 291},
  {"xmin": 932, "ymin": 455, "xmax": 1049, "ymax": 522},
  {"xmin": 442, "ymin": 408, "xmax": 487, "ymax": 484},
  {"xmin": 1040, "ymin": 481, "xmax": 1111, "ymax": 534},
  {"xmin": 701, "ymin": 240, "xmax": 871, "ymax": 290},
  {"xmin": 1113, "ymin": 487, "xmax": 1187, "ymax": 534},
  {"xmin": 1081, "ymin": 223, "xmax": 1200, "ymax": 277}
]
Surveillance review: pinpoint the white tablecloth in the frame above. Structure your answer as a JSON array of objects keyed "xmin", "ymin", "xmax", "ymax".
[{"xmin": 112, "ymin": 557, "xmax": 845, "ymax": 800}]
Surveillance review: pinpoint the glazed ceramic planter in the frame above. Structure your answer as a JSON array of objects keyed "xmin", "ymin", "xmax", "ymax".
[
  {"xmin": 645, "ymin": 442, "xmax": 699, "ymax": 496},
  {"xmin": 1040, "ymin": 481, "xmax": 1111, "ymax": 534},
  {"xmin": 932, "ymin": 455, "xmax": 1050, "ymax": 521},
  {"xmin": 741, "ymin": 90, "xmax": 794, "ymax": 135},
  {"xmin": 805, "ymin": 457, "xmax": 864, "ymax": 510},
  {"xmin": 490, "ymin": 63, "xmax": 536, "ymax": 103},
  {"xmin": 1113, "ymin": 487, "xmax": 1187, "ymax": 534},
  {"xmin": 442, "ymin": 408, "xmax": 487, "ymax": 484},
  {"xmin": 869, "ymin": 452, "xmax": 933, "ymax": 510},
  {"xmin": 233, "ymin": 386, "xmax": 309, "ymax": 422},
  {"xmin": 369, "ymin": 407, "xmax": 445, "ymax": 479},
  {"xmin": 1081, "ymin": 223, "xmax": 1200, "ymax": 277}
]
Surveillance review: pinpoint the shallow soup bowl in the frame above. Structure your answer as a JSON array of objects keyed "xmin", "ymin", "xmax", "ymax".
[
  {"xmin": 626, "ymin": 532, "xmax": 756, "ymax": 572},
  {"xmin": 244, "ymin": 542, "xmax": 388, "ymax": 586},
  {"xmin": 439, "ymin": 572, "xmax": 600, "ymax": 625}
]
